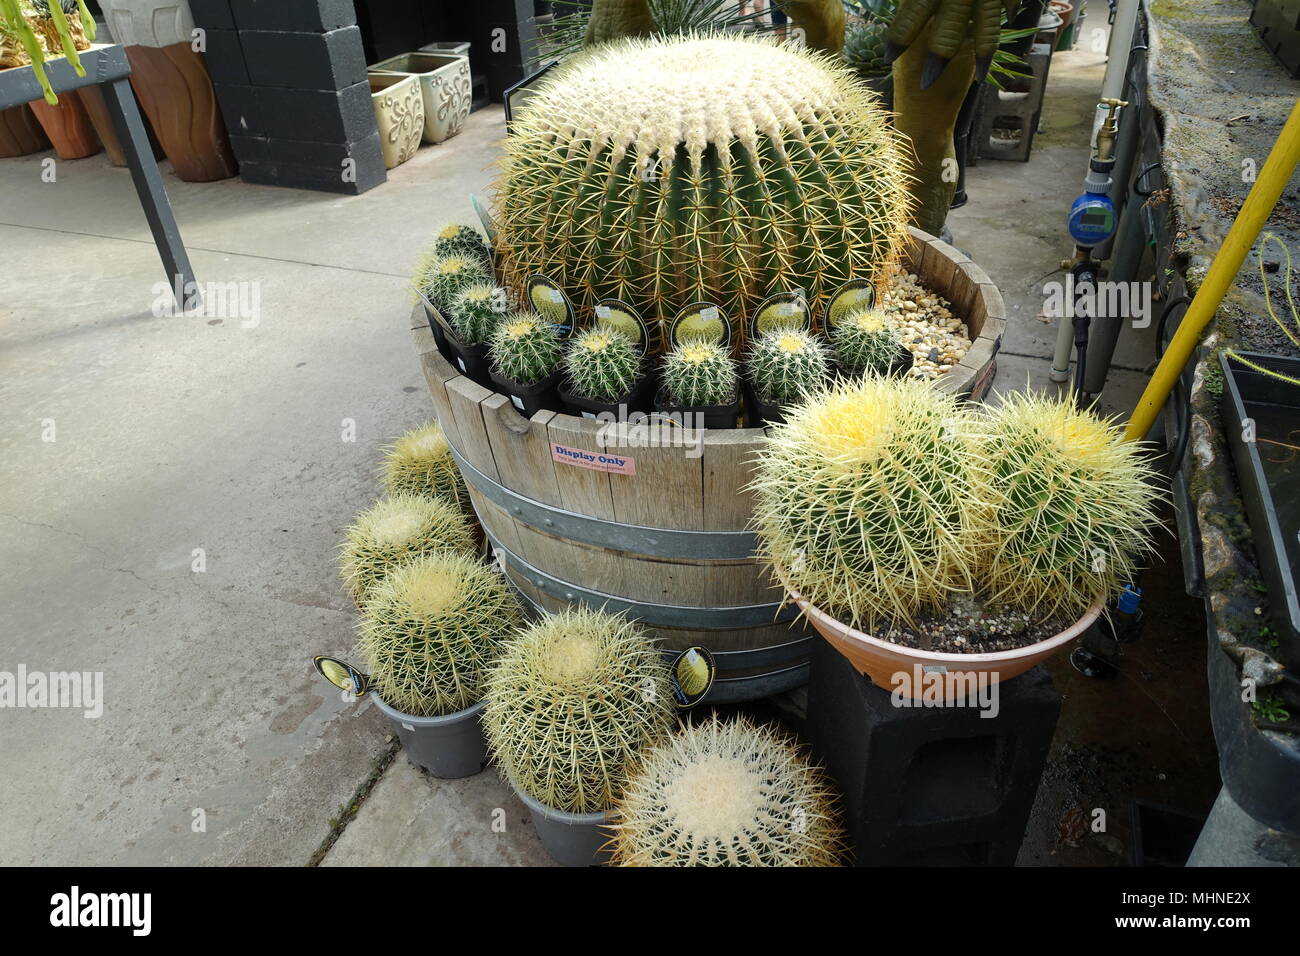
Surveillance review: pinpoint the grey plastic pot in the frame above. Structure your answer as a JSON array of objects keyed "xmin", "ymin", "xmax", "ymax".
[
  {"xmin": 371, "ymin": 695, "xmax": 487, "ymax": 779},
  {"xmin": 511, "ymin": 780, "xmax": 615, "ymax": 867}
]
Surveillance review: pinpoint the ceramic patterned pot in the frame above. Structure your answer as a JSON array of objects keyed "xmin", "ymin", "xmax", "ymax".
[
  {"xmin": 370, "ymin": 52, "xmax": 471, "ymax": 144},
  {"xmin": 368, "ymin": 73, "xmax": 423, "ymax": 169}
]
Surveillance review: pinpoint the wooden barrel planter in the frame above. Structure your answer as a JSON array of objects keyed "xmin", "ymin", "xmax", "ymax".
[{"xmin": 411, "ymin": 227, "xmax": 1005, "ymax": 703}]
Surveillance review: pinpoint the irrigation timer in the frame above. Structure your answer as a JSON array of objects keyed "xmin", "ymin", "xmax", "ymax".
[{"xmin": 1067, "ymin": 192, "xmax": 1117, "ymax": 248}]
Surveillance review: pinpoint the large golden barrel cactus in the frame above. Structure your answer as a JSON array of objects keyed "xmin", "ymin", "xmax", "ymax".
[{"xmin": 494, "ymin": 34, "xmax": 910, "ymax": 349}]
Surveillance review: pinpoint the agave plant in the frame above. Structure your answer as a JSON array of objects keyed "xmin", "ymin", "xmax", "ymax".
[
  {"xmin": 357, "ymin": 552, "xmax": 521, "ymax": 717},
  {"xmin": 482, "ymin": 607, "xmax": 674, "ymax": 814},
  {"xmin": 750, "ymin": 374, "xmax": 983, "ymax": 629},
  {"xmin": 610, "ymin": 714, "xmax": 845, "ymax": 866},
  {"xmin": 380, "ymin": 421, "xmax": 471, "ymax": 513},
  {"xmin": 662, "ymin": 340, "xmax": 738, "ymax": 407},
  {"xmin": 972, "ymin": 390, "xmax": 1163, "ymax": 621},
  {"xmin": 489, "ymin": 312, "xmax": 563, "ymax": 386},
  {"xmin": 495, "ymin": 34, "xmax": 910, "ymax": 349},
  {"xmin": 1, "ymin": 0, "xmax": 96, "ymax": 104},
  {"xmin": 339, "ymin": 493, "xmax": 476, "ymax": 604}
]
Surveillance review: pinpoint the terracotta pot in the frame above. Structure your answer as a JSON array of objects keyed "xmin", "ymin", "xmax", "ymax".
[
  {"xmin": 0, "ymin": 104, "xmax": 51, "ymax": 158},
  {"xmin": 28, "ymin": 90, "xmax": 102, "ymax": 160},
  {"xmin": 779, "ymin": 570, "xmax": 1104, "ymax": 702},
  {"xmin": 368, "ymin": 73, "xmax": 423, "ymax": 169},
  {"xmin": 76, "ymin": 85, "xmax": 128, "ymax": 166},
  {"xmin": 123, "ymin": 42, "xmax": 238, "ymax": 182}
]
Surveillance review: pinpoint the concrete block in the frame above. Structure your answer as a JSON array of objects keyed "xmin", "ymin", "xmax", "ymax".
[
  {"xmin": 216, "ymin": 80, "xmax": 378, "ymax": 143},
  {"xmin": 239, "ymin": 26, "xmax": 367, "ymax": 91},
  {"xmin": 188, "ymin": 0, "xmax": 235, "ymax": 31},
  {"xmin": 203, "ymin": 27, "xmax": 249, "ymax": 86},
  {"xmin": 230, "ymin": 0, "xmax": 357, "ymax": 33},
  {"xmin": 238, "ymin": 132, "xmax": 386, "ymax": 194}
]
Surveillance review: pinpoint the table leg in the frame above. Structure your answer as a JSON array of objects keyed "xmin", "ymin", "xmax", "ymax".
[{"xmin": 101, "ymin": 76, "xmax": 200, "ymax": 311}]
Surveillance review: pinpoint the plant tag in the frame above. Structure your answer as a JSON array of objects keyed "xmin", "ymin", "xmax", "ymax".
[
  {"xmin": 670, "ymin": 646, "xmax": 716, "ymax": 709},
  {"xmin": 700, "ymin": 306, "xmax": 719, "ymax": 321},
  {"xmin": 922, "ymin": 665, "xmax": 948, "ymax": 675},
  {"xmin": 510, "ymin": 395, "xmax": 525, "ymax": 411},
  {"xmin": 581, "ymin": 411, "xmax": 596, "ymax": 420},
  {"xmin": 400, "ymin": 722, "xmax": 415, "ymax": 732},
  {"xmin": 456, "ymin": 357, "xmax": 467, "ymax": 373},
  {"xmin": 548, "ymin": 289, "xmax": 564, "ymax": 303},
  {"xmin": 551, "ymin": 443, "xmax": 636, "ymax": 475},
  {"xmin": 595, "ymin": 305, "xmax": 611, "ymax": 319}
]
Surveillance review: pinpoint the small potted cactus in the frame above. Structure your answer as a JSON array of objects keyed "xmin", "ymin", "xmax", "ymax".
[
  {"xmin": 380, "ymin": 420, "xmax": 472, "ymax": 517},
  {"xmin": 831, "ymin": 308, "xmax": 914, "ymax": 379},
  {"xmin": 557, "ymin": 328, "xmax": 649, "ymax": 418},
  {"xmin": 487, "ymin": 312, "xmax": 565, "ymax": 417},
  {"xmin": 751, "ymin": 376, "xmax": 1163, "ymax": 697},
  {"xmin": 609, "ymin": 714, "xmax": 846, "ymax": 867},
  {"xmin": 482, "ymin": 607, "xmax": 674, "ymax": 866},
  {"xmin": 413, "ymin": 246, "xmax": 490, "ymax": 373},
  {"xmin": 441, "ymin": 283, "xmax": 510, "ymax": 382},
  {"xmin": 657, "ymin": 341, "xmax": 741, "ymax": 430},
  {"xmin": 429, "ymin": 222, "xmax": 491, "ymax": 267},
  {"xmin": 339, "ymin": 492, "xmax": 476, "ymax": 606},
  {"xmin": 358, "ymin": 552, "xmax": 522, "ymax": 777},
  {"xmin": 744, "ymin": 327, "xmax": 832, "ymax": 426}
]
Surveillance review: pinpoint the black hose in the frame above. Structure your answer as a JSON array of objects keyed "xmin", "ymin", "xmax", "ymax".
[{"xmin": 1156, "ymin": 295, "xmax": 1193, "ymax": 475}]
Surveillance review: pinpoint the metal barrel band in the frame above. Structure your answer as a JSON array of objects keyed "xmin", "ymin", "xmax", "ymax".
[
  {"xmin": 448, "ymin": 443, "xmax": 761, "ymax": 561},
  {"xmin": 488, "ymin": 530, "xmax": 800, "ymax": 630}
]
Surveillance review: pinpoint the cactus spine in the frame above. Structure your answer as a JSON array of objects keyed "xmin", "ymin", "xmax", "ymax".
[
  {"xmin": 380, "ymin": 421, "xmax": 470, "ymax": 513},
  {"xmin": 489, "ymin": 312, "xmax": 563, "ymax": 385},
  {"xmin": 415, "ymin": 250, "xmax": 490, "ymax": 314},
  {"xmin": 748, "ymin": 328, "xmax": 831, "ymax": 405},
  {"xmin": 449, "ymin": 283, "xmax": 510, "ymax": 345},
  {"xmin": 662, "ymin": 341, "xmax": 737, "ymax": 407},
  {"xmin": 482, "ymin": 607, "xmax": 674, "ymax": 814},
  {"xmin": 610, "ymin": 714, "xmax": 846, "ymax": 866},
  {"xmin": 973, "ymin": 390, "xmax": 1163, "ymax": 620},
  {"xmin": 494, "ymin": 34, "xmax": 911, "ymax": 349},
  {"xmin": 339, "ymin": 493, "xmax": 476, "ymax": 604},
  {"xmin": 564, "ymin": 328, "xmax": 642, "ymax": 401},
  {"xmin": 832, "ymin": 307, "xmax": 903, "ymax": 376},
  {"xmin": 750, "ymin": 375, "xmax": 984, "ymax": 629},
  {"xmin": 357, "ymin": 552, "xmax": 520, "ymax": 717}
]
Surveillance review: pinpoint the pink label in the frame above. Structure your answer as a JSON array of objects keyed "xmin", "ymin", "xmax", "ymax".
[{"xmin": 551, "ymin": 443, "xmax": 636, "ymax": 475}]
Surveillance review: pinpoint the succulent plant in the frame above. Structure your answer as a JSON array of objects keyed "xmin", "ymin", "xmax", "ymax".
[
  {"xmin": 748, "ymin": 328, "xmax": 832, "ymax": 405},
  {"xmin": 489, "ymin": 312, "xmax": 563, "ymax": 386},
  {"xmin": 750, "ymin": 375, "xmax": 983, "ymax": 630},
  {"xmin": 662, "ymin": 341, "xmax": 737, "ymax": 407},
  {"xmin": 357, "ymin": 552, "xmax": 521, "ymax": 717},
  {"xmin": 430, "ymin": 222, "xmax": 490, "ymax": 265},
  {"xmin": 843, "ymin": 17, "xmax": 890, "ymax": 78},
  {"xmin": 563, "ymin": 328, "xmax": 643, "ymax": 401},
  {"xmin": 832, "ymin": 307, "xmax": 903, "ymax": 376},
  {"xmin": 339, "ymin": 493, "xmax": 476, "ymax": 604},
  {"xmin": 1, "ymin": 0, "xmax": 94, "ymax": 103},
  {"xmin": 482, "ymin": 607, "xmax": 674, "ymax": 814},
  {"xmin": 494, "ymin": 34, "xmax": 910, "ymax": 349},
  {"xmin": 380, "ymin": 420, "xmax": 471, "ymax": 513},
  {"xmin": 414, "ymin": 250, "xmax": 490, "ymax": 315},
  {"xmin": 609, "ymin": 714, "xmax": 846, "ymax": 866},
  {"xmin": 449, "ymin": 283, "xmax": 510, "ymax": 346},
  {"xmin": 973, "ymin": 390, "xmax": 1163, "ymax": 621}
]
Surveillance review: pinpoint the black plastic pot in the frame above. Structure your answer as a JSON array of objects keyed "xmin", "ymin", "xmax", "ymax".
[
  {"xmin": 834, "ymin": 343, "xmax": 916, "ymax": 382},
  {"xmin": 743, "ymin": 377, "xmax": 793, "ymax": 427},
  {"xmin": 442, "ymin": 328, "xmax": 493, "ymax": 384},
  {"xmin": 558, "ymin": 371, "xmax": 655, "ymax": 420},
  {"xmin": 654, "ymin": 386, "xmax": 741, "ymax": 430},
  {"xmin": 489, "ymin": 368, "xmax": 562, "ymax": 419}
]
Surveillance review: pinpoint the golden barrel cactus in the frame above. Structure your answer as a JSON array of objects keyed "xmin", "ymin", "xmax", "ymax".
[{"xmin": 494, "ymin": 34, "xmax": 911, "ymax": 348}]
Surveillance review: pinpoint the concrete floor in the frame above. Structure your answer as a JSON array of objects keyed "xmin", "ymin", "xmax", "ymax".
[{"xmin": 0, "ymin": 31, "xmax": 1219, "ymax": 866}]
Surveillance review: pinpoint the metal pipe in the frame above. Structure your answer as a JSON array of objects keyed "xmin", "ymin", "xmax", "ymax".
[{"xmin": 1125, "ymin": 97, "xmax": 1300, "ymax": 441}]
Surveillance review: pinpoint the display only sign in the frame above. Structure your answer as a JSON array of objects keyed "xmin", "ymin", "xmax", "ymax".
[{"xmin": 551, "ymin": 443, "xmax": 636, "ymax": 475}]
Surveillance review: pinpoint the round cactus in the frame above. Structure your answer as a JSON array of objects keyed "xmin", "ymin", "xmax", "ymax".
[
  {"xmin": 832, "ymin": 307, "xmax": 903, "ymax": 376},
  {"xmin": 973, "ymin": 390, "xmax": 1163, "ymax": 621},
  {"xmin": 449, "ymin": 283, "xmax": 510, "ymax": 345},
  {"xmin": 564, "ymin": 328, "xmax": 643, "ymax": 401},
  {"xmin": 489, "ymin": 312, "xmax": 563, "ymax": 386},
  {"xmin": 430, "ymin": 221, "xmax": 490, "ymax": 265},
  {"xmin": 380, "ymin": 421, "xmax": 470, "ymax": 513},
  {"xmin": 843, "ymin": 17, "xmax": 890, "ymax": 78},
  {"xmin": 494, "ymin": 34, "xmax": 911, "ymax": 348},
  {"xmin": 750, "ymin": 375, "xmax": 983, "ymax": 630},
  {"xmin": 482, "ymin": 607, "xmax": 674, "ymax": 814},
  {"xmin": 357, "ymin": 552, "xmax": 521, "ymax": 717},
  {"xmin": 748, "ymin": 328, "xmax": 832, "ymax": 405},
  {"xmin": 415, "ymin": 251, "xmax": 490, "ymax": 314},
  {"xmin": 609, "ymin": 714, "xmax": 846, "ymax": 867},
  {"xmin": 339, "ymin": 493, "xmax": 476, "ymax": 605},
  {"xmin": 662, "ymin": 341, "xmax": 738, "ymax": 407}
]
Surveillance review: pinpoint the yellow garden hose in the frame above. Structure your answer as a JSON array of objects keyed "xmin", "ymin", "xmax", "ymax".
[{"xmin": 1124, "ymin": 97, "xmax": 1300, "ymax": 441}]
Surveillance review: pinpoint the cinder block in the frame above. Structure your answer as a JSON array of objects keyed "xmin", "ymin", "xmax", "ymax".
[
  {"xmin": 212, "ymin": 83, "xmax": 263, "ymax": 136},
  {"xmin": 230, "ymin": 0, "xmax": 356, "ymax": 33},
  {"xmin": 188, "ymin": 0, "xmax": 235, "ymax": 31},
  {"xmin": 254, "ymin": 80, "xmax": 376, "ymax": 143},
  {"xmin": 804, "ymin": 637, "xmax": 1060, "ymax": 866},
  {"xmin": 239, "ymin": 26, "xmax": 367, "ymax": 91},
  {"xmin": 203, "ymin": 27, "xmax": 248, "ymax": 85},
  {"xmin": 238, "ymin": 137, "xmax": 385, "ymax": 195},
  {"xmin": 230, "ymin": 130, "xmax": 384, "ymax": 170}
]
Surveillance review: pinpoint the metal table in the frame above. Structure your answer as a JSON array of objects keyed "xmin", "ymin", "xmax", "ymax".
[{"xmin": 0, "ymin": 44, "xmax": 198, "ymax": 306}]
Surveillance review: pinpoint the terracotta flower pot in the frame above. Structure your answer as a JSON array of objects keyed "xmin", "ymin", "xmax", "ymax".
[
  {"xmin": 28, "ymin": 89, "xmax": 102, "ymax": 160},
  {"xmin": 779, "ymin": 569, "xmax": 1104, "ymax": 702},
  {"xmin": 368, "ymin": 73, "xmax": 423, "ymax": 169},
  {"xmin": 0, "ymin": 104, "xmax": 51, "ymax": 158}
]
